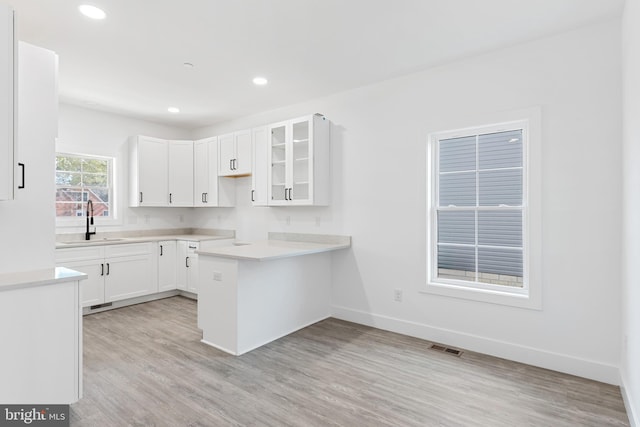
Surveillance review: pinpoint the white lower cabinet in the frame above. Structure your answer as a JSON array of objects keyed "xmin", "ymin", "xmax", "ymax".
[
  {"xmin": 56, "ymin": 243, "xmax": 156, "ymax": 307},
  {"xmin": 177, "ymin": 241, "xmax": 199, "ymax": 293},
  {"xmin": 158, "ymin": 240, "xmax": 177, "ymax": 292}
]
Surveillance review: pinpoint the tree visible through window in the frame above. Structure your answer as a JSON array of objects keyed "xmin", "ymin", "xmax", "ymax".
[{"xmin": 55, "ymin": 154, "xmax": 113, "ymax": 219}]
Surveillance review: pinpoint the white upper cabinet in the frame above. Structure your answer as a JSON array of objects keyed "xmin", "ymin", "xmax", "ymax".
[
  {"xmin": 218, "ymin": 129, "xmax": 252, "ymax": 176},
  {"xmin": 129, "ymin": 136, "xmax": 169, "ymax": 206},
  {"xmin": 0, "ymin": 5, "xmax": 14, "ymax": 201},
  {"xmin": 194, "ymin": 137, "xmax": 235, "ymax": 207},
  {"xmin": 168, "ymin": 140, "xmax": 194, "ymax": 207},
  {"xmin": 251, "ymin": 127, "xmax": 269, "ymax": 206},
  {"xmin": 268, "ymin": 114, "xmax": 330, "ymax": 206}
]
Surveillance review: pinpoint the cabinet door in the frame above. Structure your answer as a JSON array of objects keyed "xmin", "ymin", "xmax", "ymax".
[
  {"xmin": 176, "ymin": 241, "xmax": 188, "ymax": 291},
  {"xmin": 218, "ymin": 133, "xmax": 235, "ymax": 176},
  {"xmin": 186, "ymin": 242, "xmax": 199, "ymax": 294},
  {"xmin": 0, "ymin": 6, "xmax": 14, "ymax": 201},
  {"xmin": 58, "ymin": 259, "xmax": 105, "ymax": 308},
  {"xmin": 104, "ymin": 254, "xmax": 155, "ymax": 302},
  {"xmin": 234, "ymin": 130, "xmax": 252, "ymax": 175},
  {"xmin": 289, "ymin": 118, "xmax": 312, "ymax": 204},
  {"xmin": 251, "ymin": 127, "xmax": 269, "ymax": 206},
  {"xmin": 158, "ymin": 241, "xmax": 177, "ymax": 292},
  {"xmin": 193, "ymin": 139, "xmax": 209, "ymax": 206},
  {"xmin": 168, "ymin": 140, "xmax": 194, "ymax": 207},
  {"xmin": 268, "ymin": 122, "xmax": 288, "ymax": 205},
  {"xmin": 137, "ymin": 137, "xmax": 168, "ymax": 206}
]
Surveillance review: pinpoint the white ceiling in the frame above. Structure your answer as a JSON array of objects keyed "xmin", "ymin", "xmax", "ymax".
[{"xmin": 5, "ymin": 0, "xmax": 625, "ymax": 128}]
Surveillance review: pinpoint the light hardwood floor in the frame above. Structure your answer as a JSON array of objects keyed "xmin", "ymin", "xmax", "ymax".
[{"xmin": 71, "ymin": 297, "xmax": 629, "ymax": 426}]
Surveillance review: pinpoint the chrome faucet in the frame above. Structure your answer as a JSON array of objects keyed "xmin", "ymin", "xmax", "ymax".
[{"xmin": 85, "ymin": 199, "xmax": 96, "ymax": 240}]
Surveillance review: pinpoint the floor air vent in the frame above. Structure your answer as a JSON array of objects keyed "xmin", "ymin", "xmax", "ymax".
[{"xmin": 430, "ymin": 344, "xmax": 463, "ymax": 357}]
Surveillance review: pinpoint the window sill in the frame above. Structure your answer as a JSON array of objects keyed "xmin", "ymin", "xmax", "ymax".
[{"xmin": 422, "ymin": 280, "xmax": 542, "ymax": 310}]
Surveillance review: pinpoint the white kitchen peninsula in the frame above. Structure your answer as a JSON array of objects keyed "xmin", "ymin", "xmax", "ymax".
[
  {"xmin": 197, "ymin": 233, "xmax": 350, "ymax": 355},
  {"xmin": 0, "ymin": 267, "xmax": 86, "ymax": 404}
]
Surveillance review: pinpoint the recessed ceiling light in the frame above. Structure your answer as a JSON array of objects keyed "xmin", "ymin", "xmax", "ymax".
[
  {"xmin": 167, "ymin": 107, "xmax": 180, "ymax": 114},
  {"xmin": 79, "ymin": 5, "xmax": 106, "ymax": 20},
  {"xmin": 252, "ymin": 77, "xmax": 268, "ymax": 86}
]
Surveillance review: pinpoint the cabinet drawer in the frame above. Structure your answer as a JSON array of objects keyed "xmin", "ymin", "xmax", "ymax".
[
  {"xmin": 55, "ymin": 246, "xmax": 104, "ymax": 263},
  {"xmin": 105, "ymin": 243, "xmax": 152, "ymax": 258}
]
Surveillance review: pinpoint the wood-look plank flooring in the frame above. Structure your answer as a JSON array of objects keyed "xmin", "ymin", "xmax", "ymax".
[{"xmin": 71, "ymin": 297, "xmax": 629, "ymax": 426}]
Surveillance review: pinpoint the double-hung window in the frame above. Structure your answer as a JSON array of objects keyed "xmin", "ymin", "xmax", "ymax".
[
  {"xmin": 55, "ymin": 153, "xmax": 114, "ymax": 221},
  {"xmin": 427, "ymin": 119, "xmax": 539, "ymax": 307}
]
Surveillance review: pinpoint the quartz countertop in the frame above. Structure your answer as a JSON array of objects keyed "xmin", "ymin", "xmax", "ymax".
[
  {"xmin": 196, "ymin": 233, "xmax": 351, "ymax": 261},
  {"xmin": 0, "ymin": 267, "xmax": 88, "ymax": 292},
  {"xmin": 56, "ymin": 229, "xmax": 235, "ymax": 249}
]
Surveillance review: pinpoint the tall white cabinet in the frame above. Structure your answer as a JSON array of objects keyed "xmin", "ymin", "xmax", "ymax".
[
  {"xmin": 0, "ymin": 5, "xmax": 14, "ymax": 201},
  {"xmin": 268, "ymin": 114, "xmax": 330, "ymax": 206},
  {"xmin": 0, "ymin": 42, "xmax": 58, "ymax": 274}
]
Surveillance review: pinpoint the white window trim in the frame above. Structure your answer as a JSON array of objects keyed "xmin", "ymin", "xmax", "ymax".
[
  {"xmin": 55, "ymin": 152, "xmax": 120, "ymax": 228},
  {"xmin": 424, "ymin": 109, "xmax": 542, "ymax": 310}
]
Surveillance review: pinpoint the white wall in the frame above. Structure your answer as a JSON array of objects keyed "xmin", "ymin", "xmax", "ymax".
[
  {"xmin": 56, "ymin": 104, "xmax": 194, "ymax": 234},
  {"xmin": 621, "ymin": 0, "xmax": 640, "ymax": 423},
  {"xmin": 192, "ymin": 20, "xmax": 623, "ymax": 384}
]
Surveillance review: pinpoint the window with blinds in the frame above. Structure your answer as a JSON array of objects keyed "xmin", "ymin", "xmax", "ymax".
[{"xmin": 430, "ymin": 123, "xmax": 527, "ymax": 291}]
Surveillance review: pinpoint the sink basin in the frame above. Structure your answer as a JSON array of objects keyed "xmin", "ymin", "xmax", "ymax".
[{"xmin": 233, "ymin": 241, "xmax": 252, "ymax": 246}]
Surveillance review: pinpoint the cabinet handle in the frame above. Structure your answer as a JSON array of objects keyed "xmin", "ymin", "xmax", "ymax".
[
  {"xmin": 205, "ymin": 193, "xmax": 208, "ymax": 203},
  {"xmin": 169, "ymin": 193, "xmax": 173, "ymax": 204},
  {"xmin": 202, "ymin": 193, "xmax": 206, "ymax": 203},
  {"xmin": 18, "ymin": 163, "xmax": 25, "ymax": 189},
  {"xmin": 100, "ymin": 263, "xmax": 104, "ymax": 276},
  {"xmin": 289, "ymin": 187, "xmax": 293, "ymax": 200},
  {"xmin": 230, "ymin": 159, "xmax": 233, "ymax": 171},
  {"xmin": 106, "ymin": 263, "xmax": 110, "ymax": 275},
  {"xmin": 140, "ymin": 192, "xmax": 143, "ymax": 203},
  {"xmin": 160, "ymin": 245, "xmax": 163, "ymax": 256},
  {"xmin": 251, "ymin": 189, "xmax": 255, "ymax": 202},
  {"xmin": 234, "ymin": 159, "xmax": 238, "ymax": 170},
  {"xmin": 186, "ymin": 257, "xmax": 190, "ymax": 268}
]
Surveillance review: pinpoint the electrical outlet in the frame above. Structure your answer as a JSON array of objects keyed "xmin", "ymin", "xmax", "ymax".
[
  {"xmin": 144, "ymin": 215, "xmax": 150, "ymax": 224},
  {"xmin": 315, "ymin": 216, "xmax": 321, "ymax": 226},
  {"xmin": 286, "ymin": 215, "xmax": 291, "ymax": 226},
  {"xmin": 394, "ymin": 289, "xmax": 403, "ymax": 302},
  {"xmin": 213, "ymin": 272, "xmax": 222, "ymax": 281},
  {"xmin": 179, "ymin": 214, "xmax": 184, "ymax": 223}
]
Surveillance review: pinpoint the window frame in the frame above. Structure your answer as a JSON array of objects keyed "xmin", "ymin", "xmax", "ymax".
[
  {"xmin": 425, "ymin": 114, "xmax": 542, "ymax": 310},
  {"xmin": 55, "ymin": 152, "xmax": 117, "ymax": 227}
]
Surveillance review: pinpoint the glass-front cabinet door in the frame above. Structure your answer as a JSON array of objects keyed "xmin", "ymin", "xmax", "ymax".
[
  {"xmin": 269, "ymin": 122, "xmax": 288, "ymax": 204},
  {"xmin": 267, "ymin": 114, "xmax": 329, "ymax": 206}
]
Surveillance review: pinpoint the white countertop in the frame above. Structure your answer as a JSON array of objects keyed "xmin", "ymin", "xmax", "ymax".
[
  {"xmin": 0, "ymin": 267, "xmax": 88, "ymax": 292},
  {"xmin": 196, "ymin": 235, "xmax": 351, "ymax": 261},
  {"xmin": 56, "ymin": 233, "xmax": 233, "ymax": 249}
]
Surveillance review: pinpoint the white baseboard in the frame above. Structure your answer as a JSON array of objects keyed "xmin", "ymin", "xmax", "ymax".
[
  {"xmin": 331, "ymin": 305, "xmax": 620, "ymax": 385},
  {"xmin": 620, "ymin": 376, "xmax": 638, "ymax": 427}
]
